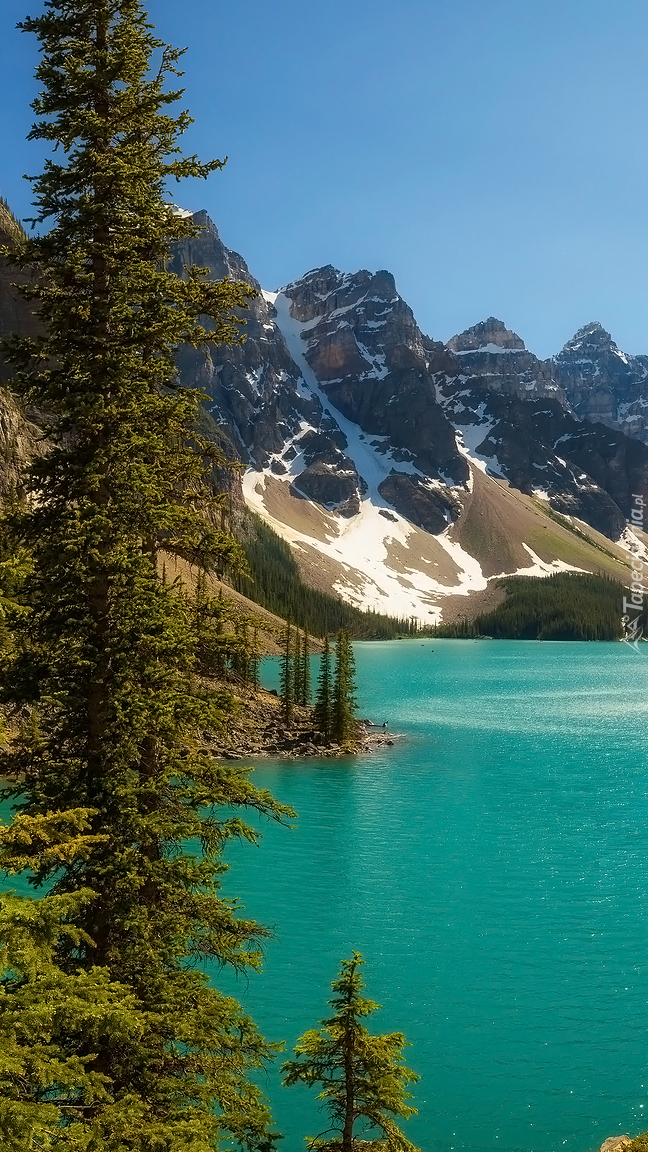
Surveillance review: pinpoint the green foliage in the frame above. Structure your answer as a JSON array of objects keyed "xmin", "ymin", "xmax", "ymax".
[
  {"xmin": 0, "ymin": 811, "xmax": 139, "ymax": 1151},
  {"xmin": 0, "ymin": 1, "xmax": 289, "ymax": 1147},
  {"xmin": 314, "ymin": 636, "xmax": 332, "ymax": 741},
  {"xmin": 280, "ymin": 619, "xmax": 294, "ymax": 721},
  {"xmin": 628, "ymin": 1135, "xmax": 648, "ymax": 1152},
  {"xmin": 435, "ymin": 572, "xmax": 643, "ymax": 641},
  {"xmin": 333, "ymin": 631, "xmax": 357, "ymax": 747},
  {"xmin": 193, "ymin": 573, "xmax": 265, "ymax": 686},
  {"xmin": 279, "ymin": 622, "xmax": 314, "ymax": 715},
  {"xmin": 299, "ymin": 628, "xmax": 312, "ymax": 706},
  {"xmin": 235, "ymin": 514, "xmax": 417, "ymax": 639},
  {"xmin": 282, "ymin": 952, "xmax": 420, "ymax": 1152}
]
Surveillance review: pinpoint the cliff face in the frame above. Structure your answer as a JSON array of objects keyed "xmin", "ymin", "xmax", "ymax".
[
  {"xmin": 447, "ymin": 317, "xmax": 566, "ymax": 403},
  {"xmin": 170, "ymin": 212, "xmax": 320, "ymax": 468},
  {"xmin": 284, "ymin": 266, "xmax": 466, "ymax": 485},
  {"xmin": 1, "ymin": 204, "xmax": 647, "ymax": 622},
  {"xmin": 164, "ymin": 213, "xmax": 648, "ymax": 620},
  {"xmin": 172, "ymin": 216, "xmax": 648, "ymax": 538},
  {"xmin": 0, "ymin": 226, "xmax": 41, "ymax": 493},
  {"xmin": 552, "ymin": 322, "xmax": 648, "ymax": 443},
  {"xmin": 0, "ymin": 224, "xmax": 41, "ymax": 388}
]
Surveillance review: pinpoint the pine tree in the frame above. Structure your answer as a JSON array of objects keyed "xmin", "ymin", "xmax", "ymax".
[
  {"xmin": 0, "ymin": 2, "xmax": 290, "ymax": 1147},
  {"xmin": 250, "ymin": 626, "xmax": 260, "ymax": 689},
  {"xmin": 333, "ymin": 630, "xmax": 358, "ymax": 747},
  {"xmin": 302, "ymin": 627, "xmax": 311, "ymax": 705},
  {"xmin": 314, "ymin": 634, "xmax": 332, "ymax": 741},
  {"xmin": 282, "ymin": 952, "xmax": 420, "ymax": 1152},
  {"xmin": 294, "ymin": 625, "xmax": 303, "ymax": 704},
  {"xmin": 0, "ymin": 809, "xmax": 141, "ymax": 1147},
  {"xmin": 280, "ymin": 618, "xmax": 294, "ymax": 722}
]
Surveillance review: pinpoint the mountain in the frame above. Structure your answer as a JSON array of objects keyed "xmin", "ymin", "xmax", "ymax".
[
  {"xmin": 168, "ymin": 214, "xmax": 647, "ymax": 624},
  {"xmin": 0, "ymin": 204, "xmax": 645, "ymax": 627},
  {"xmin": 446, "ymin": 316, "xmax": 565, "ymax": 402},
  {"xmin": 553, "ymin": 321, "xmax": 648, "ymax": 444}
]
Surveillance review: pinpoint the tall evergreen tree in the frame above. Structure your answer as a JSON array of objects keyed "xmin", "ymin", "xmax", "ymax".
[
  {"xmin": 314, "ymin": 634, "xmax": 332, "ymax": 741},
  {"xmin": 293, "ymin": 624, "xmax": 303, "ymax": 704},
  {"xmin": 250, "ymin": 626, "xmax": 260, "ymax": 689},
  {"xmin": 333, "ymin": 630, "xmax": 358, "ymax": 747},
  {"xmin": 282, "ymin": 952, "xmax": 420, "ymax": 1152},
  {"xmin": 302, "ymin": 627, "xmax": 311, "ymax": 705},
  {"xmin": 280, "ymin": 618, "xmax": 294, "ymax": 722},
  {"xmin": 0, "ymin": 1, "xmax": 290, "ymax": 1147}
]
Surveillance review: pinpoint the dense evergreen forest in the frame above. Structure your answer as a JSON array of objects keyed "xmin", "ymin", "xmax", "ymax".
[
  {"xmin": 434, "ymin": 572, "xmax": 645, "ymax": 641},
  {"xmin": 234, "ymin": 512, "xmax": 417, "ymax": 638}
]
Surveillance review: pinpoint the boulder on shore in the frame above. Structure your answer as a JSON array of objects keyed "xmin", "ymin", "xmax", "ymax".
[{"xmin": 599, "ymin": 1137, "xmax": 632, "ymax": 1152}]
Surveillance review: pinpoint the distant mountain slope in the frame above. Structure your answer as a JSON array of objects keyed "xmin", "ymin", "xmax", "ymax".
[
  {"xmin": 167, "ymin": 213, "xmax": 648, "ymax": 623},
  {"xmin": 447, "ymin": 316, "xmax": 566, "ymax": 403},
  {"xmin": 553, "ymin": 321, "xmax": 648, "ymax": 443},
  {"xmin": 1, "ymin": 201, "xmax": 646, "ymax": 626}
]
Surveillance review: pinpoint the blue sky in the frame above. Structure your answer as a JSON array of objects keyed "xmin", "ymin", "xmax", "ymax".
[{"xmin": 1, "ymin": 0, "xmax": 648, "ymax": 357}]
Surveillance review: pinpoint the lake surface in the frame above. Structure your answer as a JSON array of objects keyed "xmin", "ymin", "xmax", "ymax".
[{"xmin": 219, "ymin": 639, "xmax": 648, "ymax": 1152}]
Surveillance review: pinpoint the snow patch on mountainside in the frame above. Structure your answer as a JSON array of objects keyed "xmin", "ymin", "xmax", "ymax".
[
  {"xmin": 619, "ymin": 526, "xmax": 648, "ymax": 563},
  {"xmin": 243, "ymin": 470, "xmax": 465, "ymax": 619},
  {"xmin": 515, "ymin": 545, "xmax": 585, "ymax": 578},
  {"xmin": 455, "ymin": 417, "xmax": 504, "ymax": 478},
  {"xmin": 241, "ymin": 289, "xmax": 619, "ymax": 619},
  {"xmin": 240, "ymin": 292, "xmax": 495, "ymax": 618}
]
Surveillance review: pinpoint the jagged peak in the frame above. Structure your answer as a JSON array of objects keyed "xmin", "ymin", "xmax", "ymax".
[
  {"xmin": 284, "ymin": 265, "xmax": 343, "ymax": 296},
  {"xmin": 557, "ymin": 321, "xmax": 617, "ymax": 357},
  {"xmin": 447, "ymin": 317, "xmax": 526, "ymax": 355},
  {"xmin": 190, "ymin": 208, "xmax": 219, "ymax": 233},
  {"xmin": 284, "ymin": 265, "xmax": 397, "ymax": 301}
]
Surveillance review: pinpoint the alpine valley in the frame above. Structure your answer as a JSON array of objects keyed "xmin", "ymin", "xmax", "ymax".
[
  {"xmin": 2, "ymin": 201, "xmax": 648, "ymax": 625},
  {"xmin": 171, "ymin": 211, "xmax": 648, "ymax": 624}
]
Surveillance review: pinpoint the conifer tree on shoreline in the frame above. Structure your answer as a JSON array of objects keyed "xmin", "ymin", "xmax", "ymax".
[
  {"xmin": 301, "ymin": 626, "xmax": 312, "ymax": 705},
  {"xmin": 0, "ymin": 1, "xmax": 289, "ymax": 1146},
  {"xmin": 280, "ymin": 618, "xmax": 294, "ymax": 721},
  {"xmin": 282, "ymin": 952, "xmax": 420, "ymax": 1152},
  {"xmin": 333, "ymin": 629, "xmax": 358, "ymax": 747},
  {"xmin": 314, "ymin": 634, "xmax": 332, "ymax": 741}
]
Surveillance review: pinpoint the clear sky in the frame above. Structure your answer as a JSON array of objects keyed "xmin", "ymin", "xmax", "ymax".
[{"xmin": 1, "ymin": 0, "xmax": 648, "ymax": 358}]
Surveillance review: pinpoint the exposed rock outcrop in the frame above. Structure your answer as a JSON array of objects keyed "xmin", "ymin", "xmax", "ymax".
[
  {"xmin": 171, "ymin": 212, "xmax": 323, "ymax": 468},
  {"xmin": 285, "ymin": 266, "xmax": 467, "ymax": 484},
  {"xmin": 447, "ymin": 317, "xmax": 565, "ymax": 402},
  {"xmin": 2, "ymin": 200, "xmax": 647, "ymax": 623},
  {"xmin": 553, "ymin": 322, "xmax": 648, "ymax": 444},
  {"xmin": 599, "ymin": 1136, "xmax": 632, "ymax": 1152}
]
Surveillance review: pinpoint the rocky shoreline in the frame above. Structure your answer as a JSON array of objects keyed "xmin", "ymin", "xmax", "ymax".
[
  {"xmin": 600, "ymin": 1137, "xmax": 632, "ymax": 1152},
  {"xmin": 210, "ymin": 682, "xmax": 400, "ymax": 760}
]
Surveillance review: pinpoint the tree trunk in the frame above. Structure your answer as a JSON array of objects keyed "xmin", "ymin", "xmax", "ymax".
[{"xmin": 342, "ymin": 983, "xmax": 356, "ymax": 1152}]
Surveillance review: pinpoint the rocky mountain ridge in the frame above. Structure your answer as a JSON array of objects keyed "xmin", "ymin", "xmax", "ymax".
[
  {"xmin": 446, "ymin": 314, "xmax": 648, "ymax": 446},
  {"xmin": 1, "ymin": 206, "xmax": 646, "ymax": 624},
  {"xmin": 554, "ymin": 321, "xmax": 648, "ymax": 441},
  {"xmin": 166, "ymin": 213, "xmax": 648, "ymax": 622}
]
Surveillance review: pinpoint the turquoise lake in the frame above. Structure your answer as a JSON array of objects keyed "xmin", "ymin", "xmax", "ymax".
[{"xmin": 218, "ymin": 639, "xmax": 648, "ymax": 1152}]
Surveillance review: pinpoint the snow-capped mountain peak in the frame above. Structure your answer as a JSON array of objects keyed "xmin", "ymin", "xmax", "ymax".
[{"xmin": 169, "ymin": 215, "xmax": 646, "ymax": 620}]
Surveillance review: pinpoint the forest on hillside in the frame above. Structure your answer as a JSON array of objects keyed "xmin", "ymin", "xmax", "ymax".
[
  {"xmin": 234, "ymin": 512, "xmax": 417, "ymax": 639},
  {"xmin": 434, "ymin": 572, "xmax": 645, "ymax": 641}
]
